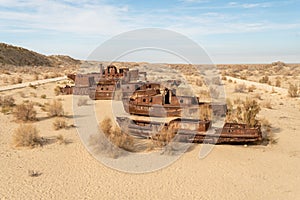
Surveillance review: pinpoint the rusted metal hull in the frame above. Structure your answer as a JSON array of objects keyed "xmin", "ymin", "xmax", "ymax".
[
  {"xmin": 116, "ymin": 117, "xmax": 262, "ymax": 144},
  {"xmin": 123, "ymin": 101, "xmax": 184, "ymax": 117}
]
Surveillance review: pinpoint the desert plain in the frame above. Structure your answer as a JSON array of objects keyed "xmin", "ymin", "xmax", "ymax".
[{"xmin": 0, "ymin": 59, "xmax": 300, "ymax": 199}]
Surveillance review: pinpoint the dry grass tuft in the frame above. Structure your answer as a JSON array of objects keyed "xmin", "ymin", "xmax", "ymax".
[
  {"xmin": 288, "ymin": 83, "xmax": 299, "ymax": 98},
  {"xmin": 12, "ymin": 124, "xmax": 42, "ymax": 148},
  {"xmin": 226, "ymin": 98, "xmax": 261, "ymax": 127},
  {"xmin": 56, "ymin": 134, "xmax": 68, "ymax": 145},
  {"xmin": 28, "ymin": 170, "xmax": 42, "ymax": 177},
  {"xmin": 54, "ymin": 86, "xmax": 61, "ymax": 96},
  {"xmin": 248, "ymin": 85, "xmax": 256, "ymax": 92},
  {"xmin": 53, "ymin": 118, "xmax": 67, "ymax": 130},
  {"xmin": 0, "ymin": 95, "xmax": 15, "ymax": 114},
  {"xmin": 89, "ymin": 117, "xmax": 134, "ymax": 158},
  {"xmin": 14, "ymin": 102, "xmax": 37, "ymax": 121},
  {"xmin": 259, "ymin": 75, "xmax": 269, "ymax": 84},
  {"xmin": 234, "ymin": 83, "xmax": 247, "ymax": 93},
  {"xmin": 46, "ymin": 100, "xmax": 64, "ymax": 117}
]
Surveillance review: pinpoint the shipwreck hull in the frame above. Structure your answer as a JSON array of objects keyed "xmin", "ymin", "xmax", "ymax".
[
  {"xmin": 123, "ymin": 100, "xmax": 205, "ymax": 117},
  {"xmin": 116, "ymin": 117, "xmax": 262, "ymax": 144}
]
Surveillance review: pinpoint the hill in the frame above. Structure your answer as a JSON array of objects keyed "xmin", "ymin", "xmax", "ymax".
[{"xmin": 0, "ymin": 43, "xmax": 80, "ymax": 67}]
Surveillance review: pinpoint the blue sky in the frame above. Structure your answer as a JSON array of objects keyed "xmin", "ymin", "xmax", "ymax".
[{"xmin": 0, "ymin": 0, "xmax": 299, "ymax": 63}]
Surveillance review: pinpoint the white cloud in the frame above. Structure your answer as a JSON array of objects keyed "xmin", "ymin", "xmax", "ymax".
[
  {"xmin": 0, "ymin": 0, "xmax": 131, "ymax": 36},
  {"xmin": 227, "ymin": 1, "xmax": 272, "ymax": 9}
]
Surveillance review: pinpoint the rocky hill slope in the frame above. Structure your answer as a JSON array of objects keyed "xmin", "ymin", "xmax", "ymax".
[{"xmin": 0, "ymin": 43, "xmax": 80, "ymax": 67}]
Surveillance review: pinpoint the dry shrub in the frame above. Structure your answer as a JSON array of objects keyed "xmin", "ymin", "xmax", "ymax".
[
  {"xmin": 234, "ymin": 83, "xmax": 247, "ymax": 93},
  {"xmin": 240, "ymin": 75, "xmax": 247, "ymax": 80},
  {"xmin": 40, "ymin": 94, "xmax": 47, "ymax": 99},
  {"xmin": 0, "ymin": 95, "xmax": 15, "ymax": 107},
  {"xmin": 271, "ymin": 87, "xmax": 276, "ymax": 94},
  {"xmin": 28, "ymin": 83, "xmax": 37, "ymax": 89},
  {"xmin": 33, "ymin": 74, "xmax": 39, "ymax": 80},
  {"xmin": 243, "ymin": 98, "xmax": 261, "ymax": 127},
  {"xmin": 268, "ymin": 80, "xmax": 272, "ymax": 86},
  {"xmin": 195, "ymin": 79, "xmax": 203, "ymax": 87},
  {"xmin": 28, "ymin": 170, "xmax": 42, "ymax": 177},
  {"xmin": 14, "ymin": 102, "xmax": 37, "ymax": 121},
  {"xmin": 16, "ymin": 77, "xmax": 23, "ymax": 84},
  {"xmin": 56, "ymin": 134, "xmax": 67, "ymax": 144},
  {"xmin": 43, "ymin": 74, "xmax": 49, "ymax": 79},
  {"xmin": 288, "ymin": 83, "xmax": 299, "ymax": 97},
  {"xmin": 275, "ymin": 79, "xmax": 281, "ymax": 87},
  {"xmin": 53, "ymin": 118, "xmax": 67, "ymax": 130},
  {"xmin": 259, "ymin": 118, "xmax": 277, "ymax": 145},
  {"xmin": 54, "ymin": 86, "xmax": 61, "ymax": 96},
  {"xmin": 90, "ymin": 117, "xmax": 134, "ymax": 158},
  {"xmin": 100, "ymin": 117, "xmax": 134, "ymax": 151},
  {"xmin": 233, "ymin": 97, "xmax": 243, "ymax": 105},
  {"xmin": 12, "ymin": 124, "xmax": 42, "ymax": 148},
  {"xmin": 248, "ymin": 85, "xmax": 256, "ymax": 92},
  {"xmin": 77, "ymin": 98, "xmax": 88, "ymax": 106},
  {"xmin": 226, "ymin": 98, "xmax": 261, "ymax": 127},
  {"xmin": 259, "ymin": 75, "xmax": 269, "ymax": 84},
  {"xmin": 47, "ymin": 100, "xmax": 64, "ymax": 117}
]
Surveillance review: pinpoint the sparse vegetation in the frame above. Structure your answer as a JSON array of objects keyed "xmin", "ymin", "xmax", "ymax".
[
  {"xmin": 0, "ymin": 95, "xmax": 15, "ymax": 114},
  {"xmin": 226, "ymin": 98, "xmax": 261, "ymax": 127},
  {"xmin": 243, "ymin": 98, "xmax": 261, "ymax": 127},
  {"xmin": 195, "ymin": 79, "xmax": 203, "ymax": 87},
  {"xmin": 288, "ymin": 83, "xmax": 299, "ymax": 97},
  {"xmin": 248, "ymin": 85, "xmax": 256, "ymax": 92},
  {"xmin": 56, "ymin": 134, "xmax": 68, "ymax": 145},
  {"xmin": 234, "ymin": 83, "xmax": 247, "ymax": 93},
  {"xmin": 54, "ymin": 86, "xmax": 61, "ymax": 96},
  {"xmin": 100, "ymin": 117, "xmax": 134, "ymax": 151},
  {"xmin": 28, "ymin": 170, "xmax": 42, "ymax": 177},
  {"xmin": 53, "ymin": 118, "xmax": 67, "ymax": 130},
  {"xmin": 89, "ymin": 117, "xmax": 134, "ymax": 158},
  {"xmin": 46, "ymin": 100, "xmax": 64, "ymax": 117},
  {"xmin": 12, "ymin": 124, "xmax": 42, "ymax": 148},
  {"xmin": 40, "ymin": 94, "xmax": 47, "ymax": 99},
  {"xmin": 259, "ymin": 75, "xmax": 269, "ymax": 84},
  {"xmin": 14, "ymin": 102, "xmax": 37, "ymax": 121},
  {"xmin": 275, "ymin": 79, "xmax": 281, "ymax": 87}
]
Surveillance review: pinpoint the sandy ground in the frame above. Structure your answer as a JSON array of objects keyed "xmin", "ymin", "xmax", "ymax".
[{"xmin": 0, "ymin": 75, "xmax": 299, "ymax": 199}]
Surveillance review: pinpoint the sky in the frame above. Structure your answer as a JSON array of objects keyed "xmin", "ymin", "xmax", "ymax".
[{"xmin": 0, "ymin": 0, "xmax": 299, "ymax": 64}]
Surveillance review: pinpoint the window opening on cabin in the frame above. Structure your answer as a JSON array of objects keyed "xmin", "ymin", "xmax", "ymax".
[{"xmin": 164, "ymin": 89, "xmax": 170, "ymax": 104}]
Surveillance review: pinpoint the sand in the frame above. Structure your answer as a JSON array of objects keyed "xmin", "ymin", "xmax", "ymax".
[{"xmin": 0, "ymin": 75, "xmax": 299, "ymax": 199}]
